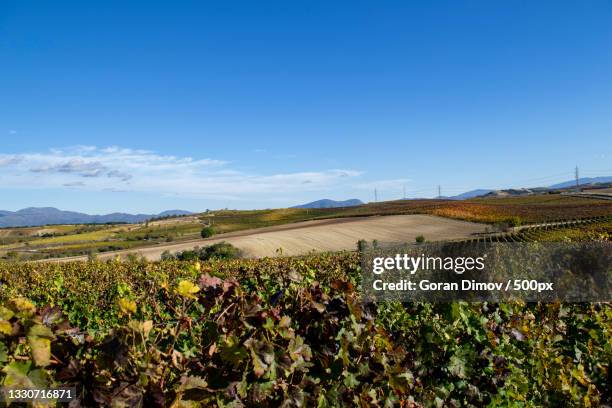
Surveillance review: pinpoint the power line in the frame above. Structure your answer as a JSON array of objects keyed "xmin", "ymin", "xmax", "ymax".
[{"xmin": 393, "ymin": 167, "xmax": 608, "ymax": 200}]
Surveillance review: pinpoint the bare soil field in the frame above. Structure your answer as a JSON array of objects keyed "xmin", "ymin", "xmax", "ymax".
[{"xmin": 48, "ymin": 214, "xmax": 487, "ymax": 261}]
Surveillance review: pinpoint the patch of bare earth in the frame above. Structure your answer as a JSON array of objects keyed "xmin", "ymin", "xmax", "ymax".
[{"xmin": 50, "ymin": 214, "xmax": 487, "ymax": 261}]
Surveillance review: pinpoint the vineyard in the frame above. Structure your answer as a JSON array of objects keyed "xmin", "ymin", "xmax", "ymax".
[
  {"xmin": 3, "ymin": 195, "xmax": 612, "ymax": 261},
  {"xmin": 461, "ymin": 215, "xmax": 612, "ymax": 243},
  {"xmin": 4, "ymin": 1, "xmax": 611, "ymax": 406},
  {"xmin": 429, "ymin": 198, "xmax": 612, "ymax": 224},
  {"xmin": 308, "ymin": 195, "xmax": 612, "ymax": 224},
  {"xmin": 0, "ymin": 229, "xmax": 611, "ymax": 407}
]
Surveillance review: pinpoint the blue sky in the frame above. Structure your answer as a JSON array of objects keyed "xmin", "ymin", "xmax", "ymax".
[{"xmin": 1, "ymin": 1, "xmax": 611, "ymax": 213}]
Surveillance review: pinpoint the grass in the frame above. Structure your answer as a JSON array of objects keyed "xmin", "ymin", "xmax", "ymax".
[{"xmin": 27, "ymin": 228, "xmax": 117, "ymax": 245}]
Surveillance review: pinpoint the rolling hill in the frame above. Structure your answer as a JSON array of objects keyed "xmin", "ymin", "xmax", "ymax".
[
  {"xmin": 444, "ymin": 189, "xmax": 494, "ymax": 200},
  {"xmin": 292, "ymin": 199, "xmax": 364, "ymax": 209}
]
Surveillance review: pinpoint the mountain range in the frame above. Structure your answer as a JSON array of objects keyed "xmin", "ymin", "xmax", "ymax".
[
  {"xmin": 548, "ymin": 176, "xmax": 612, "ymax": 189},
  {"xmin": 288, "ymin": 176, "xmax": 612, "ymax": 209},
  {"xmin": 292, "ymin": 199, "xmax": 364, "ymax": 209},
  {"xmin": 439, "ymin": 177, "xmax": 612, "ymax": 200},
  {"xmin": 441, "ymin": 189, "xmax": 494, "ymax": 200},
  {"xmin": 3, "ymin": 176, "xmax": 610, "ymax": 227},
  {"xmin": 0, "ymin": 208, "xmax": 192, "ymax": 228}
]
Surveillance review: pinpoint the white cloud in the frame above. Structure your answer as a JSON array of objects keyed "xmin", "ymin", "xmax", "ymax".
[{"xmin": 0, "ymin": 146, "xmax": 362, "ymax": 199}]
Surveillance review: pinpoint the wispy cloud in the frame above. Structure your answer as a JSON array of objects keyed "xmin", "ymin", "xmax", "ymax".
[
  {"xmin": 63, "ymin": 181, "xmax": 86, "ymax": 187},
  {"xmin": 0, "ymin": 146, "xmax": 362, "ymax": 199},
  {"xmin": 31, "ymin": 159, "xmax": 109, "ymax": 178},
  {"xmin": 0, "ymin": 156, "xmax": 22, "ymax": 166},
  {"xmin": 106, "ymin": 169, "xmax": 133, "ymax": 181}
]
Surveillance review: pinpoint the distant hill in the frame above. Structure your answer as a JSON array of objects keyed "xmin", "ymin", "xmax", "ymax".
[
  {"xmin": 440, "ymin": 177, "xmax": 612, "ymax": 200},
  {"xmin": 548, "ymin": 176, "xmax": 612, "ymax": 189},
  {"xmin": 156, "ymin": 210, "xmax": 193, "ymax": 217},
  {"xmin": 445, "ymin": 189, "xmax": 494, "ymax": 200},
  {"xmin": 478, "ymin": 177, "xmax": 612, "ymax": 198},
  {"xmin": 481, "ymin": 188, "xmax": 537, "ymax": 198},
  {"xmin": 0, "ymin": 207, "xmax": 193, "ymax": 228},
  {"xmin": 292, "ymin": 199, "xmax": 364, "ymax": 209}
]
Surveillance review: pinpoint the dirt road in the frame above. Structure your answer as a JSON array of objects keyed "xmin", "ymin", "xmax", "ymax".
[{"xmin": 47, "ymin": 214, "xmax": 488, "ymax": 261}]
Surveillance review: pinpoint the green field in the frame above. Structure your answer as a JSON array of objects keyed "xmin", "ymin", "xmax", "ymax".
[{"xmin": 0, "ymin": 219, "xmax": 206, "ymax": 260}]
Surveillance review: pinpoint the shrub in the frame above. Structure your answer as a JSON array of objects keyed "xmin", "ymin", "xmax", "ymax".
[
  {"xmin": 160, "ymin": 250, "xmax": 174, "ymax": 261},
  {"xmin": 174, "ymin": 247, "xmax": 200, "ymax": 261},
  {"xmin": 174, "ymin": 242, "xmax": 242, "ymax": 261},
  {"xmin": 5, "ymin": 251, "xmax": 19, "ymax": 260},
  {"xmin": 415, "ymin": 235, "xmax": 425, "ymax": 243},
  {"xmin": 357, "ymin": 239, "xmax": 368, "ymax": 252},
  {"xmin": 494, "ymin": 216, "xmax": 521, "ymax": 232},
  {"xmin": 507, "ymin": 216, "xmax": 522, "ymax": 227},
  {"xmin": 201, "ymin": 242, "xmax": 241, "ymax": 260},
  {"xmin": 201, "ymin": 226, "xmax": 215, "ymax": 238},
  {"xmin": 125, "ymin": 253, "xmax": 144, "ymax": 263}
]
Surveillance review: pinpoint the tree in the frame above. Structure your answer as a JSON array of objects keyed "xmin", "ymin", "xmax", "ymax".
[{"xmin": 201, "ymin": 226, "xmax": 215, "ymax": 238}]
